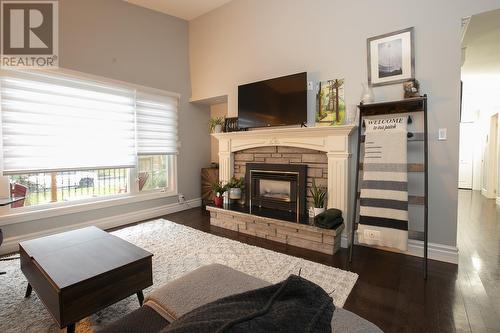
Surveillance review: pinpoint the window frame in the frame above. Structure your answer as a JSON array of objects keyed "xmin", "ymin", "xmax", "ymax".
[{"xmin": 0, "ymin": 68, "xmax": 179, "ymax": 224}]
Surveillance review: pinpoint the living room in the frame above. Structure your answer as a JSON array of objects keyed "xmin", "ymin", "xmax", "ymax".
[{"xmin": 1, "ymin": 0, "xmax": 500, "ymax": 332}]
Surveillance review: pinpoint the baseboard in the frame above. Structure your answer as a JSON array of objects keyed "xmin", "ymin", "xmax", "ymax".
[
  {"xmin": 407, "ymin": 239, "xmax": 458, "ymax": 264},
  {"xmin": 0, "ymin": 198, "xmax": 201, "ymax": 255},
  {"xmin": 344, "ymin": 232, "xmax": 458, "ymax": 264}
]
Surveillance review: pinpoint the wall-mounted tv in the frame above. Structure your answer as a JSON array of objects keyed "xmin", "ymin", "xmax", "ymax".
[{"xmin": 238, "ymin": 72, "xmax": 307, "ymax": 129}]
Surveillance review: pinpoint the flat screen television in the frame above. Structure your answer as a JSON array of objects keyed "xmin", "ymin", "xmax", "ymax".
[{"xmin": 238, "ymin": 72, "xmax": 307, "ymax": 129}]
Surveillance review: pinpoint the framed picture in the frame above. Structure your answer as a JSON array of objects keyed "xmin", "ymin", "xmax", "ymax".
[
  {"xmin": 367, "ymin": 27, "xmax": 414, "ymax": 86},
  {"xmin": 316, "ymin": 79, "xmax": 345, "ymax": 126}
]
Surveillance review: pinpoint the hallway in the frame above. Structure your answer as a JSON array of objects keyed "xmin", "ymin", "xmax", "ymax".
[{"xmin": 457, "ymin": 190, "xmax": 500, "ymax": 332}]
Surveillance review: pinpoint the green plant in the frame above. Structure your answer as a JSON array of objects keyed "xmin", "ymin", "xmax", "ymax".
[
  {"xmin": 227, "ymin": 176, "xmax": 245, "ymax": 189},
  {"xmin": 208, "ymin": 116, "xmax": 225, "ymax": 133},
  {"xmin": 211, "ymin": 181, "xmax": 228, "ymax": 197},
  {"xmin": 310, "ymin": 180, "xmax": 327, "ymax": 208}
]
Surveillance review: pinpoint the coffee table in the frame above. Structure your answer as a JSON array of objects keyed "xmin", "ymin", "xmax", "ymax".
[{"xmin": 19, "ymin": 226, "xmax": 153, "ymax": 333}]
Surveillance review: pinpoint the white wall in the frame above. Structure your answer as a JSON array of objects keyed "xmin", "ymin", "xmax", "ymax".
[
  {"xmin": 210, "ymin": 103, "xmax": 228, "ymax": 163},
  {"xmin": 0, "ymin": 0, "xmax": 210, "ymax": 252},
  {"xmin": 189, "ymin": 0, "xmax": 500, "ymax": 248}
]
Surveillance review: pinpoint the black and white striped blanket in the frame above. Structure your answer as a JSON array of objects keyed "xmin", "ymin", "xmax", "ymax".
[{"xmin": 357, "ymin": 116, "xmax": 408, "ymax": 251}]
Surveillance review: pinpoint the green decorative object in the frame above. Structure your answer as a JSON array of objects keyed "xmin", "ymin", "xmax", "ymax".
[
  {"xmin": 316, "ymin": 79, "xmax": 345, "ymax": 126},
  {"xmin": 208, "ymin": 117, "xmax": 225, "ymax": 133}
]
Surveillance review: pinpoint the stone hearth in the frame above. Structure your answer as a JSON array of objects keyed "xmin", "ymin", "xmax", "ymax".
[{"xmin": 207, "ymin": 205, "xmax": 344, "ymax": 254}]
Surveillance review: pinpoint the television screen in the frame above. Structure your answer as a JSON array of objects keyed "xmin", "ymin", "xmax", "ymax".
[{"xmin": 238, "ymin": 72, "xmax": 307, "ymax": 129}]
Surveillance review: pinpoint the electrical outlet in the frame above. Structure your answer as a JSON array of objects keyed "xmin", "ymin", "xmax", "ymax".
[
  {"xmin": 364, "ymin": 229, "xmax": 381, "ymax": 241},
  {"xmin": 178, "ymin": 194, "xmax": 185, "ymax": 203}
]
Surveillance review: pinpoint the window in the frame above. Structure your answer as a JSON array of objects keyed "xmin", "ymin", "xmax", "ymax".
[
  {"xmin": 9, "ymin": 168, "xmax": 129, "ymax": 206},
  {"xmin": 0, "ymin": 69, "xmax": 178, "ymax": 210}
]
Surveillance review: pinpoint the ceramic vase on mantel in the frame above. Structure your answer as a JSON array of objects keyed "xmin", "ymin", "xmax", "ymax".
[
  {"xmin": 214, "ymin": 124, "xmax": 223, "ymax": 133},
  {"xmin": 361, "ymin": 83, "xmax": 374, "ymax": 104}
]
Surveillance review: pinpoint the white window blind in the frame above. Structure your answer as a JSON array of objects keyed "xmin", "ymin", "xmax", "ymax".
[
  {"xmin": 136, "ymin": 91, "xmax": 178, "ymax": 155},
  {"xmin": 0, "ymin": 71, "xmax": 136, "ymax": 174}
]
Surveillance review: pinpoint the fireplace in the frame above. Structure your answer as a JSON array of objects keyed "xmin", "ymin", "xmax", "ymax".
[{"xmin": 246, "ymin": 163, "xmax": 307, "ymax": 222}]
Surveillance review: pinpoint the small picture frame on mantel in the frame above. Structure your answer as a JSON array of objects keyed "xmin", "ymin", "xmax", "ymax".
[{"xmin": 367, "ymin": 27, "xmax": 415, "ymax": 87}]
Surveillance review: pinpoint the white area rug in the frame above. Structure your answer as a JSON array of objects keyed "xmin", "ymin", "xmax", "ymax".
[{"xmin": 0, "ymin": 219, "xmax": 358, "ymax": 333}]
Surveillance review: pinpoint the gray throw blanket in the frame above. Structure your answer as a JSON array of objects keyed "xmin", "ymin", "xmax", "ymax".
[
  {"xmin": 315, "ymin": 209, "xmax": 344, "ymax": 229},
  {"xmin": 161, "ymin": 275, "xmax": 334, "ymax": 333}
]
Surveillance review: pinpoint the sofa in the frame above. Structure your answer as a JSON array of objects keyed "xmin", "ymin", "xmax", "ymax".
[{"xmin": 99, "ymin": 264, "xmax": 382, "ymax": 333}]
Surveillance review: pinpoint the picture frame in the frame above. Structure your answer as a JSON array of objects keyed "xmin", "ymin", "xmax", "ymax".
[
  {"xmin": 367, "ymin": 27, "xmax": 415, "ymax": 86},
  {"xmin": 316, "ymin": 79, "xmax": 345, "ymax": 126}
]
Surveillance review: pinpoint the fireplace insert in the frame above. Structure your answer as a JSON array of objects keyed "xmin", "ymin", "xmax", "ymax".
[{"xmin": 245, "ymin": 163, "xmax": 307, "ymax": 222}]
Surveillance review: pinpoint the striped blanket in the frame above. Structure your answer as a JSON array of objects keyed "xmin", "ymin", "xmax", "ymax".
[{"xmin": 357, "ymin": 116, "xmax": 408, "ymax": 251}]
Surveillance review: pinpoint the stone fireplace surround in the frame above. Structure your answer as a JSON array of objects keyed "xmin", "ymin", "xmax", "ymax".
[
  {"xmin": 236, "ymin": 147, "xmax": 327, "ymax": 210},
  {"xmin": 211, "ymin": 125, "xmax": 356, "ymax": 249}
]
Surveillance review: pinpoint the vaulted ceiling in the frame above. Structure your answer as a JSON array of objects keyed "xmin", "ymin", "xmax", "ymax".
[
  {"xmin": 462, "ymin": 8, "xmax": 500, "ymax": 75},
  {"xmin": 124, "ymin": 0, "xmax": 233, "ymax": 20}
]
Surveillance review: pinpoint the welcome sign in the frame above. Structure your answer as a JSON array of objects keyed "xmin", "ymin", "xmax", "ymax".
[{"xmin": 365, "ymin": 116, "xmax": 407, "ymax": 132}]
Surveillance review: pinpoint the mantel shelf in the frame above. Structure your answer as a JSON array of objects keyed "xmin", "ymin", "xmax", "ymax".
[{"xmin": 211, "ymin": 125, "xmax": 356, "ymax": 140}]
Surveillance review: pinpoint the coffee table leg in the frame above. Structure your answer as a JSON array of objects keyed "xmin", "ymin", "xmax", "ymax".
[
  {"xmin": 24, "ymin": 283, "xmax": 32, "ymax": 298},
  {"xmin": 66, "ymin": 323, "xmax": 75, "ymax": 333},
  {"xmin": 137, "ymin": 291, "xmax": 144, "ymax": 306}
]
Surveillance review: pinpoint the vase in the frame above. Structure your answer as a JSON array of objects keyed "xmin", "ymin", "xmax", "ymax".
[
  {"xmin": 229, "ymin": 188, "xmax": 242, "ymax": 200},
  {"xmin": 214, "ymin": 124, "xmax": 223, "ymax": 133},
  {"xmin": 313, "ymin": 207, "xmax": 326, "ymax": 216},
  {"xmin": 361, "ymin": 83, "xmax": 374, "ymax": 104},
  {"xmin": 214, "ymin": 196, "xmax": 223, "ymax": 207}
]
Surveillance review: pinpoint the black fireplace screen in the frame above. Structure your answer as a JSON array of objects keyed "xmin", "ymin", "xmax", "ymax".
[{"xmin": 246, "ymin": 163, "xmax": 307, "ymax": 222}]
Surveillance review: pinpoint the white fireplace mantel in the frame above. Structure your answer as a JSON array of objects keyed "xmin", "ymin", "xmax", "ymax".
[{"xmin": 212, "ymin": 125, "xmax": 357, "ymax": 222}]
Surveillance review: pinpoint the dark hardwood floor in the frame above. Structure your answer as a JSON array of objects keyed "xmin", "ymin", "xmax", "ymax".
[{"xmin": 158, "ymin": 190, "xmax": 500, "ymax": 333}]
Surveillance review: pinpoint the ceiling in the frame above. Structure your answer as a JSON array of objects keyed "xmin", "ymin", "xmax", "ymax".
[
  {"xmin": 124, "ymin": 0, "xmax": 233, "ymax": 20},
  {"xmin": 462, "ymin": 8, "xmax": 500, "ymax": 75}
]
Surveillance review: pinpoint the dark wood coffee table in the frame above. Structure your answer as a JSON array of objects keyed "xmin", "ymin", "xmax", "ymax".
[{"xmin": 19, "ymin": 226, "xmax": 153, "ymax": 333}]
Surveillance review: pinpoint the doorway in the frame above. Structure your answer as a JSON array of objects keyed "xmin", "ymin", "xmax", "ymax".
[
  {"xmin": 459, "ymin": 9, "xmax": 500, "ymax": 200},
  {"xmin": 458, "ymin": 122, "xmax": 474, "ymax": 189},
  {"xmin": 483, "ymin": 114, "xmax": 498, "ymax": 198}
]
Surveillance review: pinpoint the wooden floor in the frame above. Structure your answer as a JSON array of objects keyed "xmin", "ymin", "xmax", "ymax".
[{"xmin": 160, "ymin": 190, "xmax": 500, "ymax": 333}]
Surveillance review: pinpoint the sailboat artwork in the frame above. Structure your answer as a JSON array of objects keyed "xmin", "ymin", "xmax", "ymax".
[
  {"xmin": 378, "ymin": 38, "xmax": 403, "ymax": 78},
  {"xmin": 367, "ymin": 27, "xmax": 415, "ymax": 86}
]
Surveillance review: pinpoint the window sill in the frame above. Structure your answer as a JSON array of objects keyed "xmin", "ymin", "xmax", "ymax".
[{"xmin": 0, "ymin": 190, "xmax": 178, "ymax": 227}]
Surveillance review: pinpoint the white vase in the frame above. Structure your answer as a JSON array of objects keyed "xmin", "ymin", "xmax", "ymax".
[
  {"xmin": 229, "ymin": 187, "xmax": 242, "ymax": 200},
  {"xmin": 313, "ymin": 207, "xmax": 326, "ymax": 216},
  {"xmin": 214, "ymin": 124, "xmax": 223, "ymax": 133},
  {"xmin": 361, "ymin": 83, "xmax": 374, "ymax": 104},
  {"xmin": 310, "ymin": 207, "xmax": 325, "ymax": 217}
]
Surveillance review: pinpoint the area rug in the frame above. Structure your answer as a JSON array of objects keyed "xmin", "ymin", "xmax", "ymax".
[{"xmin": 0, "ymin": 219, "xmax": 358, "ymax": 333}]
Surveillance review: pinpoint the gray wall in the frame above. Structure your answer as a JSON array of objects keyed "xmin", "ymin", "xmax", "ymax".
[
  {"xmin": 189, "ymin": 0, "xmax": 500, "ymax": 248},
  {"xmin": 1, "ymin": 0, "xmax": 210, "ymax": 243}
]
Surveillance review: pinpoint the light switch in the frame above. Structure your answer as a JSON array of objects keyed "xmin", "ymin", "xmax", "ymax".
[{"xmin": 438, "ymin": 128, "xmax": 447, "ymax": 141}]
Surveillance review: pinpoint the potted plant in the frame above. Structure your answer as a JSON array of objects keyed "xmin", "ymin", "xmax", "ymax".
[
  {"xmin": 208, "ymin": 117, "xmax": 225, "ymax": 133},
  {"xmin": 309, "ymin": 180, "xmax": 327, "ymax": 217},
  {"xmin": 212, "ymin": 181, "xmax": 228, "ymax": 207},
  {"xmin": 227, "ymin": 176, "xmax": 245, "ymax": 203}
]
